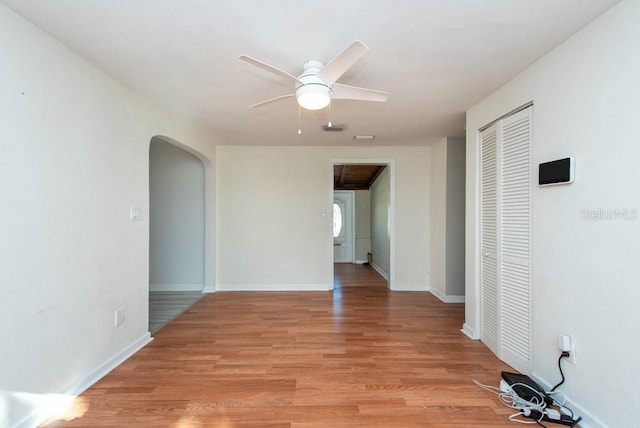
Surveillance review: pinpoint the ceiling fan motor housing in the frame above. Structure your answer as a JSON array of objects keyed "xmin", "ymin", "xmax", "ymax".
[{"xmin": 295, "ymin": 60, "xmax": 332, "ymax": 110}]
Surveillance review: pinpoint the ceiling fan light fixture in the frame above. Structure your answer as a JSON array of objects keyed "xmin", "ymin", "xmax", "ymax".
[{"xmin": 296, "ymin": 84, "xmax": 331, "ymax": 110}]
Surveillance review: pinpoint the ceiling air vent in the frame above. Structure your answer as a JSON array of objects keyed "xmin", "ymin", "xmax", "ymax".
[{"xmin": 323, "ymin": 123, "xmax": 346, "ymax": 132}]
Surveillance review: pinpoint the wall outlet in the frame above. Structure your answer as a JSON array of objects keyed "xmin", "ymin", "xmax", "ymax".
[
  {"xmin": 115, "ymin": 308, "xmax": 125, "ymax": 327},
  {"xmin": 568, "ymin": 341, "xmax": 576, "ymax": 365},
  {"xmin": 558, "ymin": 334, "xmax": 576, "ymax": 364}
]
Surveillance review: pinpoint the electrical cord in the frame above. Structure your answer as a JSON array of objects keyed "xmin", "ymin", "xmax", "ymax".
[
  {"xmin": 549, "ymin": 352, "xmax": 580, "ymax": 421},
  {"xmin": 474, "ymin": 369, "xmax": 580, "ymax": 427},
  {"xmin": 473, "ymin": 379, "xmax": 546, "ymax": 410},
  {"xmin": 547, "ymin": 390, "xmax": 575, "ymax": 418},
  {"xmin": 551, "ymin": 351, "xmax": 570, "ymax": 391},
  {"xmin": 474, "ymin": 379, "xmax": 549, "ymax": 425},
  {"xmin": 501, "ymin": 382, "xmax": 547, "ymax": 409},
  {"xmin": 507, "ymin": 410, "xmax": 548, "ymax": 426}
]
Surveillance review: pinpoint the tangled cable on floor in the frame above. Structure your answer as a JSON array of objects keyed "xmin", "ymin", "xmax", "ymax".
[{"xmin": 473, "ymin": 378, "xmax": 575, "ymax": 427}]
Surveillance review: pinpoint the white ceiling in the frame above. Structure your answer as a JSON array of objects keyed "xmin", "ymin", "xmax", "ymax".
[{"xmin": 2, "ymin": 0, "xmax": 619, "ymax": 146}]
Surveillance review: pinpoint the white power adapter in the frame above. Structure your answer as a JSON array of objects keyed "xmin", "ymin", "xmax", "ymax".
[
  {"xmin": 545, "ymin": 408, "xmax": 562, "ymax": 420},
  {"xmin": 558, "ymin": 335, "xmax": 571, "ymax": 352}
]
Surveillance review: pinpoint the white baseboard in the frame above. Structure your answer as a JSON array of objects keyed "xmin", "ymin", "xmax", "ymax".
[
  {"xmin": 461, "ymin": 323, "xmax": 479, "ymax": 340},
  {"xmin": 149, "ymin": 283, "xmax": 203, "ymax": 292},
  {"xmin": 429, "ymin": 288, "xmax": 465, "ymax": 303},
  {"xmin": 532, "ymin": 374, "xmax": 606, "ymax": 428},
  {"xmin": 65, "ymin": 333, "xmax": 153, "ymax": 396},
  {"xmin": 390, "ymin": 283, "xmax": 428, "ymax": 291},
  {"xmin": 216, "ymin": 283, "xmax": 331, "ymax": 291},
  {"xmin": 370, "ymin": 262, "xmax": 389, "ymax": 280},
  {"xmin": 14, "ymin": 333, "xmax": 152, "ymax": 428}
]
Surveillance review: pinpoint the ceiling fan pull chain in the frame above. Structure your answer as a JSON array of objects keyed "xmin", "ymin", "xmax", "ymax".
[{"xmin": 297, "ymin": 105, "xmax": 302, "ymax": 135}]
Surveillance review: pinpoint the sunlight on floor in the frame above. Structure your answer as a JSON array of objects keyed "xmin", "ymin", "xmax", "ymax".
[
  {"xmin": 44, "ymin": 396, "xmax": 89, "ymax": 424},
  {"xmin": 1, "ymin": 390, "xmax": 86, "ymax": 427}
]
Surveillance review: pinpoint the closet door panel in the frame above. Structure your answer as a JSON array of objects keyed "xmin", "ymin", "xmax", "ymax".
[
  {"xmin": 480, "ymin": 124, "xmax": 499, "ymax": 355},
  {"xmin": 500, "ymin": 108, "xmax": 532, "ymax": 372},
  {"xmin": 478, "ymin": 106, "xmax": 532, "ymax": 373}
]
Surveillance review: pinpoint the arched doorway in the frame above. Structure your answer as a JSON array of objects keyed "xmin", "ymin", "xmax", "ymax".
[{"xmin": 148, "ymin": 136, "xmax": 212, "ymax": 332}]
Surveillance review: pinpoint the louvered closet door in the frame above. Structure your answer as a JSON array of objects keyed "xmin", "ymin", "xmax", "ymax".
[
  {"xmin": 499, "ymin": 108, "xmax": 532, "ymax": 372},
  {"xmin": 480, "ymin": 124, "xmax": 499, "ymax": 355},
  {"xmin": 479, "ymin": 106, "xmax": 532, "ymax": 374}
]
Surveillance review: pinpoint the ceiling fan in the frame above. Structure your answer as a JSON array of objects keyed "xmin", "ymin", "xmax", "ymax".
[{"xmin": 239, "ymin": 40, "xmax": 389, "ymax": 110}]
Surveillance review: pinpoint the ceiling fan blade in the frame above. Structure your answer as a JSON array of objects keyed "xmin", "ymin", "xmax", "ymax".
[
  {"xmin": 332, "ymin": 83, "xmax": 389, "ymax": 103},
  {"xmin": 317, "ymin": 40, "xmax": 369, "ymax": 84},
  {"xmin": 239, "ymin": 55, "xmax": 302, "ymax": 83},
  {"xmin": 249, "ymin": 93, "xmax": 295, "ymax": 108}
]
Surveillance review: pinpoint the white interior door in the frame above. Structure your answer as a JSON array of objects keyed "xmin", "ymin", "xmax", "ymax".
[
  {"xmin": 480, "ymin": 123, "xmax": 499, "ymax": 356},
  {"xmin": 499, "ymin": 107, "xmax": 532, "ymax": 373},
  {"xmin": 479, "ymin": 106, "xmax": 532, "ymax": 374},
  {"xmin": 333, "ymin": 191, "xmax": 354, "ymax": 263}
]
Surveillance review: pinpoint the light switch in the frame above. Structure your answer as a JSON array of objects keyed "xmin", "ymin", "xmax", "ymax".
[
  {"xmin": 130, "ymin": 206, "xmax": 142, "ymax": 221},
  {"xmin": 115, "ymin": 308, "xmax": 125, "ymax": 327}
]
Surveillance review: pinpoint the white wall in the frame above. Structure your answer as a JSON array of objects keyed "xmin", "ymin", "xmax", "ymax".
[
  {"xmin": 149, "ymin": 139, "xmax": 205, "ymax": 291},
  {"xmin": 215, "ymin": 146, "xmax": 430, "ymax": 291},
  {"xmin": 445, "ymin": 137, "xmax": 465, "ymax": 297},
  {"xmin": 430, "ymin": 139, "xmax": 447, "ymax": 298},
  {"xmin": 0, "ymin": 5, "xmax": 214, "ymax": 427},
  {"xmin": 354, "ymin": 190, "xmax": 371, "ymax": 263},
  {"xmin": 465, "ymin": 1, "xmax": 640, "ymax": 426},
  {"xmin": 370, "ymin": 167, "xmax": 391, "ymax": 278},
  {"xmin": 430, "ymin": 137, "xmax": 466, "ymax": 302}
]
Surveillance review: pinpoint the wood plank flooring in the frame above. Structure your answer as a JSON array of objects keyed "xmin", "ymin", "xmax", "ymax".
[
  {"xmin": 43, "ymin": 264, "xmax": 517, "ymax": 427},
  {"xmin": 149, "ymin": 291, "xmax": 206, "ymax": 333}
]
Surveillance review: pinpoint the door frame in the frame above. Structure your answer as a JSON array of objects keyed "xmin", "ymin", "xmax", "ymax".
[
  {"xmin": 150, "ymin": 135, "xmax": 215, "ymax": 293},
  {"xmin": 329, "ymin": 159, "xmax": 396, "ymax": 289}
]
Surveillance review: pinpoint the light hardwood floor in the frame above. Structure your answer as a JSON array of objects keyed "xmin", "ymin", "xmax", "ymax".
[{"xmin": 44, "ymin": 264, "xmax": 517, "ymax": 427}]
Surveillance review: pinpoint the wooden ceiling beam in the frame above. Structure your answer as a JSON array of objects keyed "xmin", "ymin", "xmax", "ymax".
[
  {"xmin": 338, "ymin": 165, "xmax": 348, "ymax": 187},
  {"xmin": 368, "ymin": 165, "xmax": 386, "ymax": 188},
  {"xmin": 333, "ymin": 164, "xmax": 387, "ymax": 190}
]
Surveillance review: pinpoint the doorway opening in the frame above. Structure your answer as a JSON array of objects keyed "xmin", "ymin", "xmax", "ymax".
[
  {"xmin": 331, "ymin": 160, "xmax": 395, "ymax": 288},
  {"xmin": 148, "ymin": 136, "xmax": 213, "ymax": 333}
]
